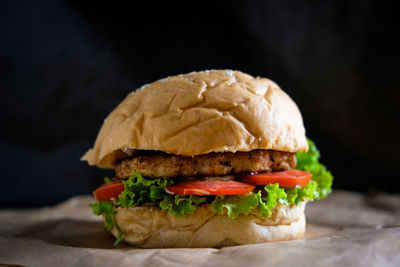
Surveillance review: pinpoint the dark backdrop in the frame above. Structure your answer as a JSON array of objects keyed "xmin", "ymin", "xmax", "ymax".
[{"xmin": 1, "ymin": 1, "xmax": 399, "ymax": 207}]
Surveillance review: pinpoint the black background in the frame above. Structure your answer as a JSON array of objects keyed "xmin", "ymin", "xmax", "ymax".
[{"xmin": 1, "ymin": 1, "xmax": 399, "ymax": 207}]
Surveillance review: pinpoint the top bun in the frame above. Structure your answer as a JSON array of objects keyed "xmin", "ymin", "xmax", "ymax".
[{"xmin": 82, "ymin": 70, "xmax": 308, "ymax": 168}]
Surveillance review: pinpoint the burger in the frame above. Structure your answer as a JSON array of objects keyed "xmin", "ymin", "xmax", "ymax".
[{"xmin": 82, "ymin": 70, "xmax": 333, "ymax": 248}]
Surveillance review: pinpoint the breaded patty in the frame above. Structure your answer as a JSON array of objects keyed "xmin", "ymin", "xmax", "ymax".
[{"xmin": 115, "ymin": 150, "xmax": 296, "ymax": 178}]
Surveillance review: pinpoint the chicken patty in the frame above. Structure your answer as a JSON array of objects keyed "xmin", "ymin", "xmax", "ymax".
[{"xmin": 115, "ymin": 150, "xmax": 296, "ymax": 178}]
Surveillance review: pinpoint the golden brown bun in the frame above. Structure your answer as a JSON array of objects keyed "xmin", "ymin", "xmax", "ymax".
[
  {"xmin": 83, "ymin": 70, "xmax": 308, "ymax": 168},
  {"xmin": 108, "ymin": 202, "xmax": 306, "ymax": 248}
]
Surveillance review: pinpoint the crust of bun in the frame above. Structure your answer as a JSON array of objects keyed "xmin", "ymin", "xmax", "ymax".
[
  {"xmin": 83, "ymin": 70, "xmax": 308, "ymax": 168},
  {"xmin": 107, "ymin": 202, "xmax": 306, "ymax": 248}
]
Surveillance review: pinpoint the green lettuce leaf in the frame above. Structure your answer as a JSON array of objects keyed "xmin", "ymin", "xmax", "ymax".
[
  {"xmin": 284, "ymin": 180, "xmax": 318, "ymax": 205},
  {"xmin": 113, "ymin": 173, "xmax": 173, "ymax": 207},
  {"xmin": 90, "ymin": 201, "xmax": 114, "ymax": 231},
  {"xmin": 89, "ymin": 201, "xmax": 122, "ymax": 246},
  {"xmin": 160, "ymin": 194, "xmax": 206, "ymax": 217},
  {"xmin": 260, "ymin": 184, "xmax": 287, "ymax": 217},
  {"xmin": 296, "ymin": 138, "xmax": 333, "ymax": 199},
  {"xmin": 211, "ymin": 184, "xmax": 287, "ymax": 219},
  {"xmin": 212, "ymin": 193, "xmax": 259, "ymax": 218}
]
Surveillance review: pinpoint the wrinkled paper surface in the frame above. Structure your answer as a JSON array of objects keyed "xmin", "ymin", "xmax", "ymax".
[{"xmin": 0, "ymin": 190, "xmax": 399, "ymax": 267}]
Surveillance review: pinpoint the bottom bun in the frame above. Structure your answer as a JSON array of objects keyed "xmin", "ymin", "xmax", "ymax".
[{"xmin": 108, "ymin": 202, "xmax": 306, "ymax": 248}]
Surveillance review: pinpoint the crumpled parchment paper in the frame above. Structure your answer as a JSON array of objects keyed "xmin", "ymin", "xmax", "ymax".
[{"xmin": 0, "ymin": 190, "xmax": 399, "ymax": 267}]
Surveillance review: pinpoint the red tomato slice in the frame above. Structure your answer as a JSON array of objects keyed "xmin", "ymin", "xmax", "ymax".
[
  {"xmin": 166, "ymin": 180, "xmax": 255, "ymax": 195},
  {"xmin": 93, "ymin": 182, "xmax": 125, "ymax": 201},
  {"xmin": 239, "ymin": 170, "xmax": 312, "ymax": 188}
]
